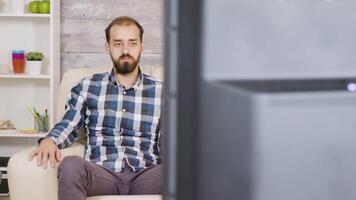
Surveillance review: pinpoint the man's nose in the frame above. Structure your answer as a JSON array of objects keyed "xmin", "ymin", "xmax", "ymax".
[{"xmin": 123, "ymin": 43, "xmax": 129, "ymax": 54}]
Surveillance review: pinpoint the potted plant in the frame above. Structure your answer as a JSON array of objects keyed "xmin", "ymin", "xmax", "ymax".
[{"xmin": 26, "ymin": 51, "xmax": 44, "ymax": 75}]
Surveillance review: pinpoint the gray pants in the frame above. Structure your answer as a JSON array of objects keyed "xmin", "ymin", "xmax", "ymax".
[{"xmin": 58, "ymin": 156, "xmax": 162, "ymax": 200}]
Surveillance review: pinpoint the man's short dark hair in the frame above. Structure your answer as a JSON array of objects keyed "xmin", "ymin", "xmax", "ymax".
[{"xmin": 105, "ymin": 16, "xmax": 144, "ymax": 43}]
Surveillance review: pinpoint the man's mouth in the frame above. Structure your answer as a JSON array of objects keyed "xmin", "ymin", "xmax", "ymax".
[{"xmin": 120, "ymin": 55, "xmax": 132, "ymax": 61}]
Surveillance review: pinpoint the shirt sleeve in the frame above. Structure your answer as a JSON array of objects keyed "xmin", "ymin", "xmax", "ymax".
[
  {"xmin": 39, "ymin": 80, "xmax": 87, "ymax": 149},
  {"xmin": 154, "ymin": 118, "xmax": 163, "ymax": 164},
  {"xmin": 157, "ymin": 131, "xmax": 163, "ymax": 164}
]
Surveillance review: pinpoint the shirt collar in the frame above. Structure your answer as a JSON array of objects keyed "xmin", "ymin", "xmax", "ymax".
[{"xmin": 108, "ymin": 67, "xmax": 144, "ymax": 91}]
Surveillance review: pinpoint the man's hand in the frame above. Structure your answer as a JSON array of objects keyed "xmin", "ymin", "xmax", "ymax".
[{"xmin": 28, "ymin": 138, "xmax": 62, "ymax": 169}]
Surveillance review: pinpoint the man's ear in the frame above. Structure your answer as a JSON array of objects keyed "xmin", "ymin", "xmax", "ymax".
[
  {"xmin": 140, "ymin": 42, "xmax": 144, "ymax": 54},
  {"xmin": 105, "ymin": 42, "xmax": 110, "ymax": 54}
]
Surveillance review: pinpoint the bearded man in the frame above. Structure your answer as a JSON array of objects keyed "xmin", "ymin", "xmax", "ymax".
[{"xmin": 29, "ymin": 16, "xmax": 163, "ymax": 200}]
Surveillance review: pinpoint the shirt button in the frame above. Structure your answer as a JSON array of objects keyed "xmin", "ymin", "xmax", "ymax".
[
  {"xmin": 122, "ymin": 109, "xmax": 126, "ymax": 112},
  {"xmin": 123, "ymin": 91, "xmax": 126, "ymax": 95}
]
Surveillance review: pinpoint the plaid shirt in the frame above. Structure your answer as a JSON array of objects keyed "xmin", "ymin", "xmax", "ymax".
[{"xmin": 45, "ymin": 67, "xmax": 162, "ymax": 172}]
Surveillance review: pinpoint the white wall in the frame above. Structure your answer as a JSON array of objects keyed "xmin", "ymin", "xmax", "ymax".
[{"xmin": 60, "ymin": 0, "xmax": 164, "ymax": 76}]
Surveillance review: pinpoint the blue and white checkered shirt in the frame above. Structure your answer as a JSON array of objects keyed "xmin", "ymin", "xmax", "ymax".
[{"xmin": 45, "ymin": 67, "xmax": 162, "ymax": 172}]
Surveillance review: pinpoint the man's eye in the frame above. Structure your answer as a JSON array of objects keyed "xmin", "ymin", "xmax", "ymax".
[
  {"xmin": 114, "ymin": 43, "xmax": 121, "ymax": 46},
  {"xmin": 130, "ymin": 42, "xmax": 137, "ymax": 46}
]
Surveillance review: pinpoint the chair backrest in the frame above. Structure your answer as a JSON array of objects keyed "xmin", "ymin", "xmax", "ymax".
[{"xmin": 56, "ymin": 66, "xmax": 163, "ymax": 144}]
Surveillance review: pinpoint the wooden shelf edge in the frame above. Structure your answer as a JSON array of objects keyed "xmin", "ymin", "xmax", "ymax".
[
  {"xmin": 0, "ymin": 132, "xmax": 47, "ymax": 138},
  {"xmin": 0, "ymin": 13, "xmax": 50, "ymax": 18},
  {"xmin": 0, "ymin": 73, "xmax": 50, "ymax": 79}
]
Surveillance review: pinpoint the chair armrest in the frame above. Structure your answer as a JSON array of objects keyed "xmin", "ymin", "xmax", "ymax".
[{"xmin": 7, "ymin": 143, "xmax": 85, "ymax": 200}]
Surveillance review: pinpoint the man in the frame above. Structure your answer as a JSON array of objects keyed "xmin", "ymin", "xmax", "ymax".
[{"xmin": 29, "ymin": 16, "xmax": 162, "ymax": 199}]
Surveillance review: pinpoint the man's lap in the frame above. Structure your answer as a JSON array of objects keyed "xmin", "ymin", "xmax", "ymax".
[{"xmin": 58, "ymin": 155, "xmax": 162, "ymax": 195}]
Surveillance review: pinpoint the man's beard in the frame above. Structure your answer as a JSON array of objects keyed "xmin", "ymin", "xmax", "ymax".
[{"xmin": 111, "ymin": 53, "xmax": 141, "ymax": 74}]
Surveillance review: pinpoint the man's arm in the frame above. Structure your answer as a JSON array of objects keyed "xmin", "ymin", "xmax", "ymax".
[{"xmin": 29, "ymin": 80, "xmax": 87, "ymax": 168}]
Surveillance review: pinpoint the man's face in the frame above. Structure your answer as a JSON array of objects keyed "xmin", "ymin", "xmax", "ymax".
[{"xmin": 105, "ymin": 24, "xmax": 143, "ymax": 74}]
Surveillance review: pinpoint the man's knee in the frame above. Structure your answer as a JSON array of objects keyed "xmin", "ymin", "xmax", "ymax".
[{"xmin": 58, "ymin": 156, "xmax": 87, "ymax": 179}]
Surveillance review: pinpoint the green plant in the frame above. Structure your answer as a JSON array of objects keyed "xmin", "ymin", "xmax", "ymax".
[{"xmin": 26, "ymin": 51, "xmax": 44, "ymax": 61}]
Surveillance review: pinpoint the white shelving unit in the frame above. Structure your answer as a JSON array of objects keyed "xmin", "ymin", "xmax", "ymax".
[{"xmin": 0, "ymin": 0, "xmax": 60, "ymax": 158}]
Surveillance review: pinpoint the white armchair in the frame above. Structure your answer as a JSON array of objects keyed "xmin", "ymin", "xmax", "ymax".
[{"xmin": 7, "ymin": 66, "xmax": 164, "ymax": 200}]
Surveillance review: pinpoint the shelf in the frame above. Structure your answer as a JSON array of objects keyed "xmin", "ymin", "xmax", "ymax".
[
  {"xmin": 0, "ymin": 132, "xmax": 47, "ymax": 138},
  {"xmin": 0, "ymin": 13, "xmax": 50, "ymax": 18},
  {"xmin": 0, "ymin": 173, "xmax": 7, "ymax": 179},
  {"xmin": 0, "ymin": 73, "xmax": 50, "ymax": 79}
]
